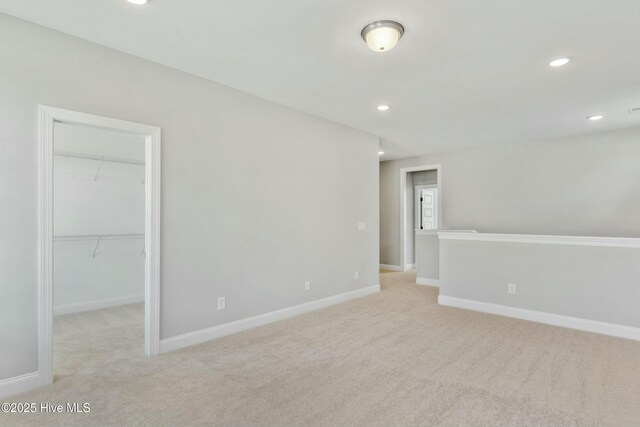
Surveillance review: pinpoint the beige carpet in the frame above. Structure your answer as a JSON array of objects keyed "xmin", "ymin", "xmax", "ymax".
[
  {"xmin": 3, "ymin": 270, "xmax": 640, "ymax": 426},
  {"xmin": 53, "ymin": 302, "xmax": 145, "ymax": 379}
]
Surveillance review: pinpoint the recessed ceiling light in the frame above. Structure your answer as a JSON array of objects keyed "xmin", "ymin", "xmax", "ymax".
[
  {"xmin": 377, "ymin": 105, "xmax": 390, "ymax": 111},
  {"xmin": 127, "ymin": 0, "xmax": 148, "ymax": 4},
  {"xmin": 378, "ymin": 151, "xmax": 385, "ymax": 155},
  {"xmin": 549, "ymin": 57, "xmax": 571, "ymax": 67},
  {"xmin": 588, "ymin": 115, "xmax": 603, "ymax": 121},
  {"xmin": 361, "ymin": 20, "xmax": 404, "ymax": 52}
]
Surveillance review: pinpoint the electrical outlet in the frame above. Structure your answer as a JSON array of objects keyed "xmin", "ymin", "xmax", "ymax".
[
  {"xmin": 508, "ymin": 284, "xmax": 517, "ymax": 295},
  {"xmin": 217, "ymin": 296, "xmax": 226, "ymax": 310},
  {"xmin": 354, "ymin": 271, "xmax": 359, "ymax": 280},
  {"xmin": 304, "ymin": 281, "xmax": 311, "ymax": 291},
  {"xmin": 358, "ymin": 222, "xmax": 366, "ymax": 231}
]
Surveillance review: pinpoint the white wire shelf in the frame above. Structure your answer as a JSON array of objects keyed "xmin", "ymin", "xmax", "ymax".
[
  {"xmin": 53, "ymin": 233, "xmax": 145, "ymax": 257},
  {"xmin": 54, "ymin": 151, "xmax": 144, "ymax": 166}
]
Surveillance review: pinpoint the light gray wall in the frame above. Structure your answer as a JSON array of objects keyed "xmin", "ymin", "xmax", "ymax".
[
  {"xmin": 440, "ymin": 240, "xmax": 640, "ymax": 327},
  {"xmin": 405, "ymin": 172, "xmax": 414, "ymax": 266},
  {"xmin": 379, "ymin": 159, "xmax": 396, "ymax": 265},
  {"xmin": 380, "ymin": 126, "xmax": 640, "ymax": 266},
  {"xmin": 0, "ymin": 14, "xmax": 379, "ymax": 381},
  {"xmin": 415, "ymin": 234, "xmax": 439, "ymax": 280}
]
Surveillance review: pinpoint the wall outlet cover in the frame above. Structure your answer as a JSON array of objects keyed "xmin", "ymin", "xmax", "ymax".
[
  {"xmin": 304, "ymin": 281, "xmax": 311, "ymax": 291},
  {"xmin": 508, "ymin": 284, "xmax": 517, "ymax": 295},
  {"xmin": 217, "ymin": 296, "xmax": 226, "ymax": 310},
  {"xmin": 358, "ymin": 222, "xmax": 366, "ymax": 231}
]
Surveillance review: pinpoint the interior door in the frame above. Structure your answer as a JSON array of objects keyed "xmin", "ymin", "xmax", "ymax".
[{"xmin": 419, "ymin": 188, "xmax": 437, "ymax": 230}]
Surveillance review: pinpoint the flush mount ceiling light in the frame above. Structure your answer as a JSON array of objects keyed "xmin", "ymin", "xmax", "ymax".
[
  {"xmin": 127, "ymin": 0, "xmax": 148, "ymax": 4},
  {"xmin": 361, "ymin": 20, "xmax": 404, "ymax": 52},
  {"xmin": 378, "ymin": 151, "xmax": 385, "ymax": 155},
  {"xmin": 588, "ymin": 115, "xmax": 603, "ymax": 121},
  {"xmin": 377, "ymin": 105, "xmax": 390, "ymax": 111},
  {"xmin": 549, "ymin": 57, "xmax": 572, "ymax": 67}
]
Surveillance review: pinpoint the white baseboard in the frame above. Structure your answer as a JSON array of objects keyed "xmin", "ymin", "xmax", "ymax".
[
  {"xmin": 405, "ymin": 264, "xmax": 416, "ymax": 270},
  {"xmin": 380, "ymin": 264, "xmax": 403, "ymax": 271},
  {"xmin": 54, "ymin": 293, "xmax": 144, "ymax": 316},
  {"xmin": 438, "ymin": 295, "xmax": 640, "ymax": 342},
  {"xmin": 0, "ymin": 371, "xmax": 41, "ymax": 399},
  {"xmin": 416, "ymin": 277, "xmax": 440, "ymax": 287},
  {"xmin": 160, "ymin": 284, "xmax": 380, "ymax": 354}
]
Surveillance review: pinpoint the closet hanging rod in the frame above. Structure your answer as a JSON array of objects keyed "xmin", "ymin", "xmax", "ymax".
[
  {"xmin": 53, "ymin": 233, "xmax": 144, "ymax": 242},
  {"xmin": 54, "ymin": 151, "xmax": 144, "ymax": 166}
]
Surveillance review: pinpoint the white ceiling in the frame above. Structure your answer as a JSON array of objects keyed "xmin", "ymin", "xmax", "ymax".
[{"xmin": 2, "ymin": 0, "xmax": 640, "ymax": 159}]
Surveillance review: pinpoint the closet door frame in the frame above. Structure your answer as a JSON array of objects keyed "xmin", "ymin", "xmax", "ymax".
[{"xmin": 37, "ymin": 105, "xmax": 161, "ymax": 387}]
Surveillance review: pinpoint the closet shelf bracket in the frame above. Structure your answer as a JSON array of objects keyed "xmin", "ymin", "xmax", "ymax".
[
  {"xmin": 53, "ymin": 233, "xmax": 145, "ymax": 258},
  {"xmin": 92, "ymin": 236, "xmax": 102, "ymax": 258},
  {"xmin": 94, "ymin": 157, "xmax": 104, "ymax": 181}
]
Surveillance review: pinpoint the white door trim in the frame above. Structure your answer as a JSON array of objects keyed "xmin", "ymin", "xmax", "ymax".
[
  {"xmin": 37, "ymin": 105, "xmax": 161, "ymax": 388},
  {"xmin": 399, "ymin": 164, "xmax": 441, "ymax": 272}
]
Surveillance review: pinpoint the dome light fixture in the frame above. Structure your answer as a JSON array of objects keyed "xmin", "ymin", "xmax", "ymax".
[
  {"xmin": 377, "ymin": 105, "xmax": 390, "ymax": 111},
  {"xmin": 127, "ymin": 0, "xmax": 148, "ymax": 5},
  {"xmin": 588, "ymin": 115, "xmax": 603, "ymax": 121},
  {"xmin": 378, "ymin": 151, "xmax": 385, "ymax": 156},
  {"xmin": 361, "ymin": 20, "xmax": 404, "ymax": 52}
]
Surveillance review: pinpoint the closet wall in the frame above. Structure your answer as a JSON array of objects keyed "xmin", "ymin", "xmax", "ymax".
[{"xmin": 53, "ymin": 123, "xmax": 145, "ymax": 315}]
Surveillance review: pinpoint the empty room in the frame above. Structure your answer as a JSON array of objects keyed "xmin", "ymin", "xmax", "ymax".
[{"xmin": 0, "ymin": 1, "xmax": 639, "ymax": 426}]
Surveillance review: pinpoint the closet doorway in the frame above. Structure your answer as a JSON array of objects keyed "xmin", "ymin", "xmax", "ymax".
[
  {"xmin": 37, "ymin": 106, "xmax": 161, "ymax": 387},
  {"xmin": 399, "ymin": 165, "xmax": 441, "ymax": 272}
]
